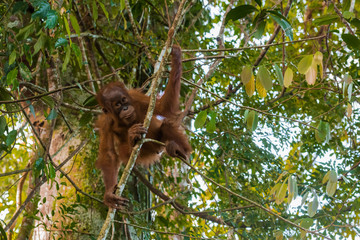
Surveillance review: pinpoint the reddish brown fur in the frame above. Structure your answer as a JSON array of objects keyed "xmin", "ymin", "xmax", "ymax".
[{"xmin": 95, "ymin": 45, "xmax": 191, "ymax": 209}]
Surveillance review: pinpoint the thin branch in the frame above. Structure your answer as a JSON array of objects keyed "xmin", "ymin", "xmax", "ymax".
[
  {"xmin": 182, "ymin": 35, "xmax": 326, "ymax": 53},
  {"xmin": 96, "ymin": 1, "xmax": 189, "ymax": 239},
  {"xmin": 177, "ymin": 156, "xmax": 331, "ymax": 240},
  {"xmin": 332, "ymin": 1, "xmax": 355, "ymax": 35},
  {"xmin": 0, "ymin": 168, "xmax": 31, "ymax": 178}
]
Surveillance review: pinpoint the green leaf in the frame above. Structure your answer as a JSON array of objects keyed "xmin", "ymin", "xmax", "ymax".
[
  {"xmin": 342, "ymin": 34, "xmax": 360, "ymax": 50},
  {"xmin": 268, "ymin": 11, "xmax": 293, "ymax": 41},
  {"xmin": 206, "ymin": 111, "xmax": 217, "ymax": 133},
  {"xmin": 83, "ymin": 95, "xmax": 98, "ymax": 107},
  {"xmin": 348, "ymin": 82, "xmax": 353, "ymax": 101},
  {"xmin": 19, "ymin": 62, "xmax": 32, "ymax": 81},
  {"xmin": 41, "ymin": 96, "xmax": 55, "ymax": 108},
  {"xmin": 62, "ymin": 45, "xmax": 71, "ymax": 72},
  {"xmin": 45, "ymin": 10, "xmax": 58, "ymax": 29},
  {"xmin": 97, "ymin": 1, "xmax": 109, "ymax": 21},
  {"xmin": 257, "ymin": 66, "xmax": 272, "ymax": 91},
  {"xmin": 92, "ymin": 0, "xmax": 98, "ymax": 23},
  {"xmin": 274, "ymin": 64, "xmax": 283, "ymax": 87},
  {"xmin": 46, "ymin": 108, "xmax": 57, "ymax": 120},
  {"xmin": 16, "ymin": 22, "xmax": 35, "ymax": 41},
  {"xmin": 298, "ymin": 55, "xmax": 313, "ymax": 74},
  {"xmin": 322, "ymin": 170, "xmax": 331, "ymax": 184},
  {"xmin": 34, "ymin": 34, "xmax": 46, "ymax": 55},
  {"xmin": 315, "ymin": 121, "xmax": 330, "ymax": 143},
  {"xmin": 0, "ymin": 116, "xmax": 6, "ymax": 136},
  {"xmin": 283, "ymin": 67, "xmax": 293, "ymax": 88},
  {"xmin": 276, "ymin": 180, "xmax": 287, "ymax": 205},
  {"xmin": 31, "ymin": 1, "xmax": 50, "ymax": 19},
  {"xmin": 301, "ymin": 191, "xmax": 309, "ymax": 206},
  {"xmin": 245, "ymin": 110, "xmax": 258, "ymax": 131},
  {"xmin": 71, "ymin": 44, "xmax": 82, "ymax": 66},
  {"xmin": 313, "ymin": 15, "xmax": 338, "ymax": 26},
  {"xmin": 241, "ymin": 65, "xmax": 253, "ymax": 85},
  {"xmin": 254, "ymin": 0, "xmax": 262, "ymax": 7},
  {"xmin": 225, "ymin": 5, "xmax": 258, "ymax": 23},
  {"xmin": 254, "ymin": 20, "xmax": 266, "ymax": 39},
  {"xmin": 9, "ymin": 50, "xmax": 16, "ymax": 65},
  {"xmin": 70, "ymin": 14, "xmax": 81, "ymax": 36},
  {"xmin": 326, "ymin": 180, "xmax": 337, "ymax": 196},
  {"xmin": 0, "ymin": 223, "xmax": 7, "ymax": 240},
  {"xmin": 48, "ymin": 163, "xmax": 56, "ymax": 179},
  {"xmin": 195, "ymin": 110, "xmax": 207, "ymax": 129},
  {"xmin": 55, "ymin": 38, "xmax": 68, "ymax": 48},
  {"xmin": 63, "ymin": 16, "xmax": 71, "ymax": 43},
  {"xmin": 79, "ymin": 112, "xmax": 93, "ymax": 127},
  {"xmin": 6, "ymin": 68, "xmax": 18, "ymax": 86},
  {"xmin": 300, "ymin": 218, "xmax": 314, "ymax": 229},
  {"xmin": 5, "ymin": 130, "xmax": 17, "ymax": 146}
]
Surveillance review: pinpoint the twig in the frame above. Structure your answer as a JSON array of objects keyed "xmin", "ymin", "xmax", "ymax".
[
  {"xmin": 0, "ymin": 168, "xmax": 31, "ymax": 178},
  {"xmin": 96, "ymin": 1, "xmax": 189, "ymax": 239},
  {"xmin": 332, "ymin": 1, "xmax": 355, "ymax": 35}
]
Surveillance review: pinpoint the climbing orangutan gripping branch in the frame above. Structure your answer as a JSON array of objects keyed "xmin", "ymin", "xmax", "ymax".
[{"xmin": 95, "ymin": 45, "xmax": 192, "ymax": 209}]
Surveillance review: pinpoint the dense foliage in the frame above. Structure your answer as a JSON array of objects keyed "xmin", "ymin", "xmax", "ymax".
[{"xmin": 0, "ymin": 0, "xmax": 360, "ymax": 239}]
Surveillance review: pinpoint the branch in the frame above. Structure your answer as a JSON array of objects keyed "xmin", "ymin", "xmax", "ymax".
[
  {"xmin": 332, "ymin": 1, "xmax": 355, "ymax": 35},
  {"xmin": 0, "ymin": 168, "xmax": 31, "ymax": 178},
  {"xmin": 96, "ymin": 1, "xmax": 189, "ymax": 239},
  {"xmin": 177, "ymin": 156, "xmax": 331, "ymax": 240}
]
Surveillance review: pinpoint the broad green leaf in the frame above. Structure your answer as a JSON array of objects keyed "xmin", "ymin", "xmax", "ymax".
[
  {"xmin": 41, "ymin": 96, "xmax": 55, "ymax": 108},
  {"xmin": 70, "ymin": 14, "xmax": 81, "ymax": 36},
  {"xmin": 19, "ymin": 62, "xmax": 32, "ymax": 81},
  {"xmin": 45, "ymin": 10, "xmax": 58, "ymax": 29},
  {"xmin": 245, "ymin": 75, "xmax": 255, "ymax": 97},
  {"xmin": 284, "ymin": 67, "xmax": 293, "ymax": 88},
  {"xmin": 326, "ymin": 180, "xmax": 337, "ymax": 196},
  {"xmin": 194, "ymin": 110, "xmax": 207, "ymax": 129},
  {"xmin": 276, "ymin": 180, "xmax": 287, "ymax": 205},
  {"xmin": 31, "ymin": 1, "xmax": 50, "ymax": 19},
  {"xmin": 301, "ymin": 191, "xmax": 309, "ymax": 206},
  {"xmin": 300, "ymin": 218, "xmax": 314, "ymax": 229},
  {"xmin": 0, "ymin": 116, "xmax": 6, "ymax": 136},
  {"xmin": 257, "ymin": 66, "xmax": 272, "ymax": 90},
  {"xmin": 46, "ymin": 108, "xmax": 58, "ymax": 120},
  {"xmin": 241, "ymin": 65, "xmax": 252, "ymax": 85},
  {"xmin": 225, "ymin": 5, "xmax": 258, "ymax": 23},
  {"xmin": 206, "ymin": 111, "xmax": 217, "ymax": 133},
  {"xmin": 298, "ymin": 55, "xmax": 313, "ymax": 74},
  {"xmin": 305, "ymin": 65, "xmax": 317, "ymax": 85},
  {"xmin": 5, "ymin": 130, "xmax": 17, "ymax": 146},
  {"xmin": 79, "ymin": 112, "xmax": 93, "ymax": 127},
  {"xmin": 256, "ymin": 78, "xmax": 266, "ymax": 98},
  {"xmin": 34, "ymin": 34, "xmax": 46, "ymax": 55},
  {"xmin": 83, "ymin": 95, "xmax": 98, "ymax": 107},
  {"xmin": 254, "ymin": 20, "xmax": 266, "ymax": 39},
  {"xmin": 343, "ymin": 11, "xmax": 355, "ymax": 19},
  {"xmin": 245, "ymin": 110, "xmax": 258, "ymax": 131},
  {"xmin": 342, "ymin": 34, "xmax": 360, "ymax": 50},
  {"xmin": 269, "ymin": 11, "xmax": 293, "ymax": 41},
  {"xmin": 6, "ymin": 68, "xmax": 18, "ymax": 86},
  {"xmin": 274, "ymin": 64, "xmax": 284, "ymax": 87},
  {"xmin": 313, "ymin": 15, "xmax": 338, "ymax": 25},
  {"xmin": 315, "ymin": 121, "xmax": 330, "ymax": 143},
  {"xmin": 329, "ymin": 170, "xmax": 337, "ymax": 182},
  {"xmin": 55, "ymin": 38, "xmax": 68, "ymax": 48},
  {"xmin": 9, "ymin": 50, "xmax": 16, "ymax": 65},
  {"xmin": 71, "ymin": 44, "xmax": 82, "ymax": 67}
]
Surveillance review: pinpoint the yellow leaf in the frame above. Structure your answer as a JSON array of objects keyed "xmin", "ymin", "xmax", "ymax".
[
  {"xmin": 347, "ymin": 103, "xmax": 352, "ymax": 118},
  {"xmin": 313, "ymin": 51, "xmax": 323, "ymax": 65},
  {"xmin": 256, "ymin": 78, "xmax": 267, "ymax": 98},
  {"xmin": 284, "ymin": 67, "xmax": 293, "ymax": 88},
  {"xmin": 305, "ymin": 65, "xmax": 317, "ymax": 85},
  {"xmin": 344, "ymin": 74, "xmax": 353, "ymax": 84},
  {"xmin": 322, "ymin": 170, "xmax": 331, "ymax": 184},
  {"xmin": 298, "ymin": 55, "xmax": 313, "ymax": 74},
  {"xmin": 241, "ymin": 65, "xmax": 253, "ymax": 85},
  {"xmin": 245, "ymin": 75, "xmax": 255, "ymax": 97},
  {"xmin": 276, "ymin": 180, "xmax": 287, "ymax": 205}
]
